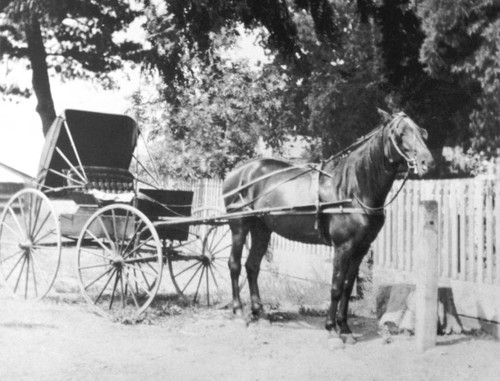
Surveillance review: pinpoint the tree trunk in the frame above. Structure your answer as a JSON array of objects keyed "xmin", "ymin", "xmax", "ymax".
[{"xmin": 25, "ymin": 15, "xmax": 56, "ymax": 136}]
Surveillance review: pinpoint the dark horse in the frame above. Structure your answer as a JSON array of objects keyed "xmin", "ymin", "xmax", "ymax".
[{"xmin": 222, "ymin": 109, "xmax": 434, "ymax": 346}]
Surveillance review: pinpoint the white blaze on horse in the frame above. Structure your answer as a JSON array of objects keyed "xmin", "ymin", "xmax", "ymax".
[{"xmin": 223, "ymin": 109, "xmax": 434, "ymax": 346}]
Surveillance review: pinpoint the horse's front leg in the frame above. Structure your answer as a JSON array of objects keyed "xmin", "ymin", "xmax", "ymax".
[
  {"xmin": 336, "ymin": 254, "xmax": 365, "ymax": 345},
  {"xmin": 326, "ymin": 241, "xmax": 352, "ymax": 346},
  {"xmin": 228, "ymin": 221, "xmax": 250, "ymax": 316}
]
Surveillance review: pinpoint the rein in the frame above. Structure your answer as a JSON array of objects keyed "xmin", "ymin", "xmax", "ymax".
[{"xmin": 354, "ymin": 168, "xmax": 410, "ymax": 212}]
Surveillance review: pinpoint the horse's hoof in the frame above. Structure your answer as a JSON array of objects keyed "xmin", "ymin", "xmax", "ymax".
[
  {"xmin": 341, "ymin": 334, "xmax": 357, "ymax": 345},
  {"xmin": 327, "ymin": 333, "xmax": 344, "ymax": 350},
  {"xmin": 233, "ymin": 308, "xmax": 244, "ymax": 318}
]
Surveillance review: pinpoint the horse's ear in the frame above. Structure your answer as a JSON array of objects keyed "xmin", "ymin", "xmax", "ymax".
[
  {"xmin": 421, "ymin": 128, "xmax": 429, "ymax": 140},
  {"xmin": 377, "ymin": 108, "xmax": 391, "ymax": 124}
]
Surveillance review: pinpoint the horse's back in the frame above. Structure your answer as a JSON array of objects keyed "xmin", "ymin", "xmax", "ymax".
[
  {"xmin": 223, "ymin": 158, "xmax": 311, "ymax": 209},
  {"xmin": 223, "ymin": 158, "xmax": 327, "ymax": 243}
]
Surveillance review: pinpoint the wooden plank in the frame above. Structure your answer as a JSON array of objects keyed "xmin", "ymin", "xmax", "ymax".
[
  {"xmin": 397, "ymin": 184, "xmax": 405, "ymax": 270},
  {"xmin": 450, "ymin": 180, "xmax": 459, "ymax": 279},
  {"xmin": 485, "ymin": 181, "xmax": 494, "ymax": 284},
  {"xmin": 476, "ymin": 181, "xmax": 485, "ymax": 283},
  {"xmin": 385, "ymin": 191, "xmax": 393, "ymax": 268},
  {"xmin": 442, "ymin": 181, "xmax": 450, "ymax": 278},
  {"xmin": 468, "ymin": 182, "xmax": 476, "ymax": 282},
  {"xmin": 495, "ymin": 181, "xmax": 500, "ymax": 285},
  {"xmin": 459, "ymin": 182, "xmax": 467, "ymax": 281},
  {"xmin": 415, "ymin": 200, "xmax": 439, "ymax": 352},
  {"xmin": 412, "ymin": 181, "xmax": 420, "ymax": 272}
]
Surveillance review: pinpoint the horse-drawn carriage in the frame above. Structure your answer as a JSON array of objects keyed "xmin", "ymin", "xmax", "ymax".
[
  {"xmin": 0, "ymin": 108, "xmax": 433, "ymax": 343},
  {"xmin": 0, "ymin": 109, "xmax": 241, "ymax": 318}
]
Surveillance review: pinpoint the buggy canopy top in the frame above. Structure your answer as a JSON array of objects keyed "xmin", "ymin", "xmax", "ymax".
[{"xmin": 38, "ymin": 109, "xmax": 138, "ymax": 189}]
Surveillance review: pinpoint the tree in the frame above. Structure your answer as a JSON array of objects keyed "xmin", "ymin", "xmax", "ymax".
[
  {"xmin": 418, "ymin": 0, "xmax": 500, "ymax": 156},
  {"xmin": 130, "ymin": 31, "xmax": 289, "ymax": 179},
  {"xmin": 144, "ymin": 0, "xmax": 389, "ymax": 161},
  {"xmin": 0, "ymin": 0, "xmax": 142, "ymax": 134}
]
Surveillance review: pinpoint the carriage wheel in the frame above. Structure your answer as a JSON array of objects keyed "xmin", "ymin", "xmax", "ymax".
[
  {"xmin": 167, "ymin": 208, "xmax": 249, "ymax": 307},
  {"xmin": 0, "ymin": 188, "xmax": 61, "ymax": 301},
  {"xmin": 76, "ymin": 204, "xmax": 162, "ymax": 318}
]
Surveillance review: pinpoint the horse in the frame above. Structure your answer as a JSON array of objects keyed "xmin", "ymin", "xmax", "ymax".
[{"xmin": 222, "ymin": 109, "xmax": 434, "ymax": 346}]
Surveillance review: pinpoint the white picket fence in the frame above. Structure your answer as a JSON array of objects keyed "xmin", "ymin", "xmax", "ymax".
[
  {"xmin": 373, "ymin": 178, "xmax": 500, "ymax": 324},
  {"xmin": 373, "ymin": 178, "xmax": 500, "ymax": 284}
]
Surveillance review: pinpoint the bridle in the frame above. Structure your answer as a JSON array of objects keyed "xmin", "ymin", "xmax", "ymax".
[{"xmin": 388, "ymin": 113, "xmax": 418, "ymax": 175}]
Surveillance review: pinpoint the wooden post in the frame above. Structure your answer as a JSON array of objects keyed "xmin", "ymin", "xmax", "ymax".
[{"xmin": 415, "ymin": 200, "xmax": 439, "ymax": 352}]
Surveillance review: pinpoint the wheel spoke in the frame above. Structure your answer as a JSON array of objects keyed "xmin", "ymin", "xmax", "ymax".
[
  {"xmin": 209, "ymin": 243, "xmax": 232, "ymax": 257},
  {"xmin": 109, "ymin": 269, "xmax": 120, "ymax": 310},
  {"xmin": 31, "ymin": 211, "xmax": 51, "ymax": 242},
  {"xmin": 79, "ymin": 248, "xmax": 110, "ymax": 261},
  {"xmin": 120, "ymin": 270, "xmax": 125, "ymax": 307},
  {"xmin": 120, "ymin": 210, "xmax": 131, "ymax": 253},
  {"xmin": 123, "ymin": 262, "xmax": 158, "ymax": 278},
  {"xmin": 31, "ymin": 249, "xmax": 51, "ymax": 286},
  {"xmin": 13, "ymin": 254, "xmax": 27, "ymax": 293},
  {"xmin": 5, "ymin": 251, "xmax": 26, "ymax": 281},
  {"xmin": 136, "ymin": 262, "xmax": 152, "ymax": 291},
  {"xmin": 173, "ymin": 260, "xmax": 201, "ymax": 278},
  {"xmin": 208, "ymin": 263, "xmax": 220, "ymax": 291},
  {"xmin": 17, "ymin": 196, "xmax": 28, "ymax": 235},
  {"xmin": 32, "ymin": 228, "xmax": 57, "ymax": 244},
  {"xmin": 79, "ymin": 263, "xmax": 112, "ymax": 270},
  {"xmin": 30, "ymin": 196, "xmax": 43, "ymax": 237},
  {"xmin": 123, "ymin": 271, "xmax": 140, "ymax": 309},
  {"xmin": 206, "ymin": 264, "xmax": 210, "ymax": 305},
  {"xmin": 207, "ymin": 228, "xmax": 230, "ymax": 253},
  {"xmin": 181, "ymin": 263, "xmax": 204, "ymax": 294},
  {"xmin": 124, "ymin": 236, "xmax": 155, "ymax": 258},
  {"xmin": 193, "ymin": 265, "xmax": 206, "ymax": 304},
  {"xmin": 8, "ymin": 207, "xmax": 25, "ymax": 237},
  {"xmin": 111, "ymin": 209, "xmax": 119, "ymax": 247},
  {"xmin": 121, "ymin": 221, "xmax": 143, "ymax": 255},
  {"xmin": 24, "ymin": 255, "xmax": 30, "ymax": 299},
  {"xmin": 1, "ymin": 220, "xmax": 23, "ymax": 240},
  {"xmin": 30, "ymin": 252, "xmax": 38, "ymax": 298},
  {"xmin": 28, "ymin": 193, "xmax": 33, "ymax": 237},
  {"xmin": 84, "ymin": 229, "xmax": 113, "ymax": 255},
  {"xmin": 83, "ymin": 267, "xmax": 113, "ymax": 291},
  {"xmin": 94, "ymin": 269, "xmax": 117, "ymax": 306},
  {"xmin": 122, "ymin": 267, "xmax": 153, "ymax": 297},
  {"xmin": 97, "ymin": 216, "xmax": 114, "ymax": 248},
  {"xmin": 0, "ymin": 248, "xmax": 24, "ymax": 263}
]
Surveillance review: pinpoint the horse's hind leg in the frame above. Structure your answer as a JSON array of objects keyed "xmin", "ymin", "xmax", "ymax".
[
  {"xmin": 246, "ymin": 222, "xmax": 272, "ymax": 318},
  {"xmin": 228, "ymin": 219, "xmax": 251, "ymax": 315}
]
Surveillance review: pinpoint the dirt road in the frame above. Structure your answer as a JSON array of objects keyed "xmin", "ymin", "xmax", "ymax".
[{"xmin": 0, "ymin": 290, "xmax": 499, "ymax": 381}]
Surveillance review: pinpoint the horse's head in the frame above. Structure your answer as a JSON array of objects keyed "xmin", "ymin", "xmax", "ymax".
[{"xmin": 379, "ymin": 109, "xmax": 434, "ymax": 178}]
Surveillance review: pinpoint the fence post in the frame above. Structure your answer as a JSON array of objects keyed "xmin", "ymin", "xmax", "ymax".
[{"xmin": 415, "ymin": 200, "xmax": 439, "ymax": 352}]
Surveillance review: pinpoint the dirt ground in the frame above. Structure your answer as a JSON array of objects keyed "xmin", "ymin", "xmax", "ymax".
[{"xmin": 0, "ymin": 288, "xmax": 499, "ymax": 381}]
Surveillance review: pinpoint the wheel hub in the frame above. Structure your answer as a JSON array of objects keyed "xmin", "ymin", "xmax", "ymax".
[
  {"xmin": 19, "ymin": 239, "xmax": 32, "ymax": 251},
  {"xmin": 110, "ymin": 253, "xmax": 125, "ymax": 267}
]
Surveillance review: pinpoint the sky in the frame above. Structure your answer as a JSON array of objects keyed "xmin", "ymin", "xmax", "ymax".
[{"xmin": 0, "ymin": 77, "xmax": 139, "ymax": 182}]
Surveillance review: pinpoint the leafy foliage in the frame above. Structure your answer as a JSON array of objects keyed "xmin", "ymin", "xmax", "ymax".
[
  {"xmin": 0, "ymin": 0, "xmax": 143, "ymax": 84},
  {"xmin": 130, "ymin": 34, "xmax": 289, "ymax": 179}
]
